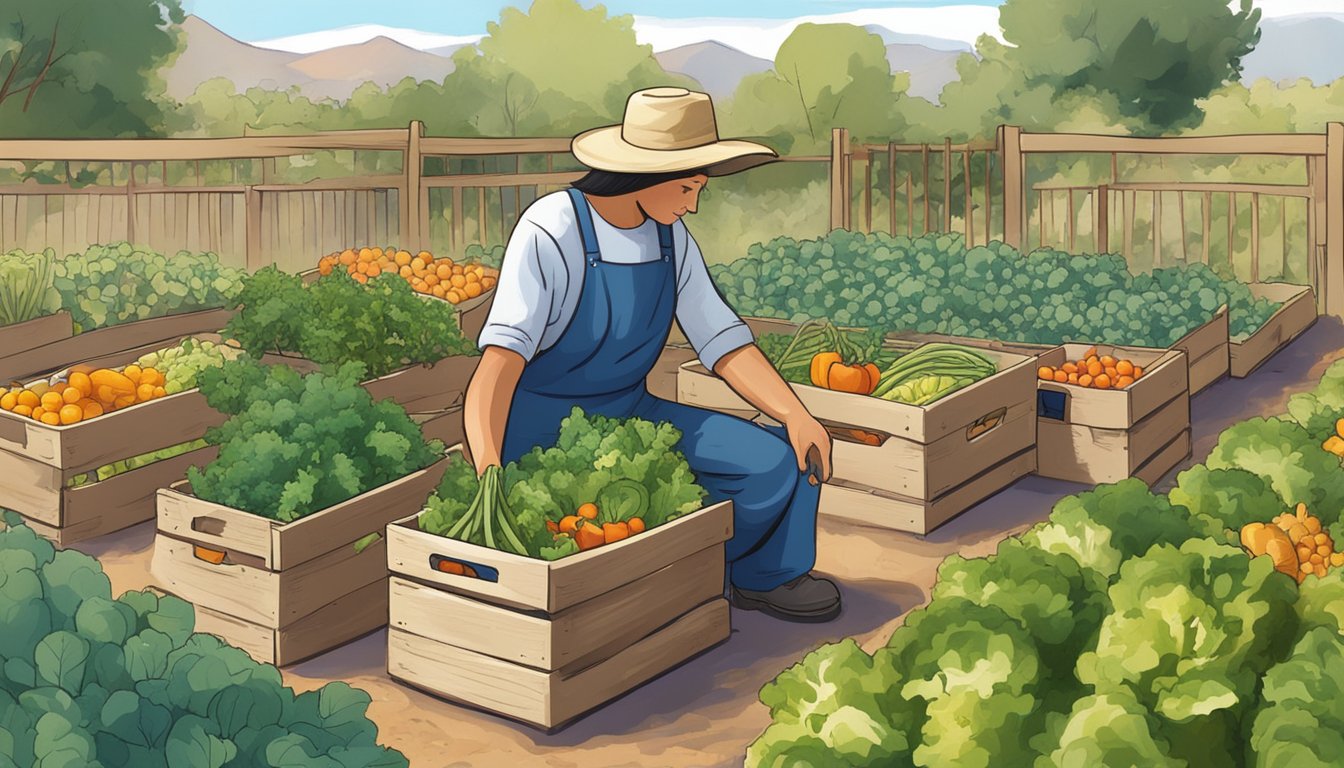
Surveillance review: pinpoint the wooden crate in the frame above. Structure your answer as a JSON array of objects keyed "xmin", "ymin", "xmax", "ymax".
[
  {"xmin": 151, "ymin": 455, "xmax": 450, "ymax": 666},
  {"xmin": 1230, "ymin": 284, "xmax": 1318, "ymax": 378},
  {"xmin": 384, "ymin": 497, "xmax": 733, "ymax": 730},
  {"xmin": 1175, "ymin": 305, "xmax": 1229, "ymax": 396},
  {"xmin": 678, "ymin": 345, "xmax": 1038, "ymax": 534},
  {"xmin": 1035, "ymin": 344, "xmax": 1191, "ymax": 485},
  {"xmin": 411, "ymin": 406, "xmax": 465, "ymax": 449},
  {"xmin": 891, "ymin": 306, "xmax": 1229, "ymax": 398},
  {"xmin": 0, "ymin": 444, "xmax": 217, "ymax": 547},
  {"xmin": 0, "ymin": 307, "xmax": 233, "ymax": 381},
  {"xmin": 0, "ymin": 312, "xmax": 73, "ymax": 359}
]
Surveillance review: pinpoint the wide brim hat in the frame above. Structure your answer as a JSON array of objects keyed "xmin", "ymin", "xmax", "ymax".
[{"xmin": 571, "ymin": 87, "xmax": 778, "ymax": 177}]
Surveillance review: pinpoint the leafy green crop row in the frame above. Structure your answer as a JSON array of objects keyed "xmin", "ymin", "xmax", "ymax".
[
  {"xmin": 224, "ymin": 267, "xmax": 478, "ymax": 379},
  {"xmin": 746, "ymin": 359, "xmax": 1344, "ymax": 768},
  {"xmin": 1, "ymin": 243, "xmax": 246, "ymax": 334},
  {"xmin": 711, "ymin": 231, "xmax": 1281, "ymax": 348},
  {"xmin": 189, "ymin": 360, "xmax": 444, "ymax": 522},
  {"xmin": 0, "ymin": 510, "xmax": 406, "ymax": 767}
]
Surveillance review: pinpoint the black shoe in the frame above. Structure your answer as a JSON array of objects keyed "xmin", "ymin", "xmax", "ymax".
[{"xmin": 731, "ymin": 573, "xmax": 842, "ymax": 623}]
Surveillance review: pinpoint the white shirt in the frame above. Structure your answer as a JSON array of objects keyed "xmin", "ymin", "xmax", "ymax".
[{"xmin": 477, "ymin": 191, "xmax": 754, "ymax": 371}]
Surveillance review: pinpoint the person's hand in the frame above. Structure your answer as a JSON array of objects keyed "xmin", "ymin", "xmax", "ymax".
[{"xmin": 784, "ymin": 412, "xmax": 832, "ymax": 484}]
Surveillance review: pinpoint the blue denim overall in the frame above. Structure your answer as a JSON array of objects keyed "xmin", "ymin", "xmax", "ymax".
[{"xmin": 500, "ymin": 188, "xmax": 819, "ymax": 591}]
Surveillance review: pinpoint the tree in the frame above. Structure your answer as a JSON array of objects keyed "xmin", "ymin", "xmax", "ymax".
[
  {"xmin": 445, "ymin": 0, "xmax": 692, "ymax": 137},
  {"xmin": 991, "ymin": 0, "xmax": 1261, "ymax": 131},
  {"xmin": 723, "ymin": 24, "xmax": 909, "ymax": 153},
  {"xmin": 0, "ymin": 0, "xmax": 185, "ymax": 136}
]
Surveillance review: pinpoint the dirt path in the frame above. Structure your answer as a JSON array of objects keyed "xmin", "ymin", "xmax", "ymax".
[{"xmin": 75, "ymin": 319, "xmax": 1344, "ymax": 768}]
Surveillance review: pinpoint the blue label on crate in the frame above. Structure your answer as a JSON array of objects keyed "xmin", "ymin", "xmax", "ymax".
[{"xmin": 1039, "ymin": 389, "xmax": 1068, "ymax": 421}]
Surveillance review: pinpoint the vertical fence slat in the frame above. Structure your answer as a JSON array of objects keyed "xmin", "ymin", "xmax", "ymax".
[
  {"xmin": 1097, "ymin": 185, "xmax": 1109, "ymax": 253},
  {"xmin": 984, "ymin": 151, "xmax": 993, "ymax": 244},
  {"xmin": 1153, "ymin": 191, "xmax": 1162, "ymax": 268},
  {"xmin": 887, "ymin": 142, "xmax": 896, "ymax": 235},
  {"xmin": 1251, "ymin": 191, "xmax": 1261, "ymax": 282},
  {"xmin": 905, "ymin": 175, "xmax": 913, "ymax": 237},
  {"xmin": 451, "ymin": 186, "xmax": 464, "ymax": 254},
  {"xmin": 478, "ymin": 187, "xmax": 487, "ymax": 245},
  {"xmin": 1067, "ymin": 189, "xmax": 1076, "ymax": 252},
  {"xmin": 1177, "ymin": 191, "xmax": 1187, "ymax": 263},
  {"xmin": 922, "ymin": 143, "xmax": 930, "ymax": 235},
  {"xmin": 864, "ymin": 151, "xmax": 873, "ymax": 233},
  {"xmin": 1209, "ymin": 190, "xmax": 1220, "ymax": 266},
  {"xmin": 1229, "ymin": 192, "xmax": 1237, "ymax": 276},
  {"xmin": 943, "ymin": 138, "xmax": 952, "ymax": 232},
  {"xmin": 964, "ymin": 149, "xmax": 973, "ymax": 246},
  {"xmin": 1124, "ymin": 191, "xmax": 1134, "ymax": 261},
  {"xmin": 1038, "ymin": 190, "xmax": 1045, "ymax": 248}
]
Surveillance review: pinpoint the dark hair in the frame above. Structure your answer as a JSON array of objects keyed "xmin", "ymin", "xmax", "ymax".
[{"xmin": 570, "ymin": 168, "xmax": 708, "ymax": 197}]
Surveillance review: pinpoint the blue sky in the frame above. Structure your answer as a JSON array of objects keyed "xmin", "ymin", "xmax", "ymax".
[{"xmin": 181, "ymin": 0, "xmax": 1003, "ymax": 41}]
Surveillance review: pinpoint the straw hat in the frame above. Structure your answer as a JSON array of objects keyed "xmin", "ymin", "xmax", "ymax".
[{"xmin": 571, "ymin": 87, "xmax": 778, "ymax": 176}]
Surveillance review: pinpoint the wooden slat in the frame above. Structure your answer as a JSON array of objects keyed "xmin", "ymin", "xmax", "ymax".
[
  {"xmin": 1034, "ymin": 181, "xmax": 1313, "ymax": 198},
  {"xmin": 1202, "ymin": 191, "xmax": 1212, "ymax": 264},
  {"xmin": 887, "ymin": 142, "xmax": 896, "ymax": 235},
  {"xmin": 0, "ymin": 130, "xmax": 413, "ymax": 161},
  {"xmin": 943, "ymin": 138, "xmax": 952, "ymax": 232},
  {"xmin": 1252, "ymin": 192, "xmax": 1261, "ymax": 281},
  {"xmin": 1000, "ymin": 126, "xmax": 1023, "ymax": 249},
  {"xmin": 1019, "ymin": 132, "xmax": 1326, "ymax": 156},
  {"xmin": 419, "ymin": 137, "xmax": 574, "ymax": 156},
  {"xmin": 857, "ymin": 140, "xmax": 998, "ymax": 153},
  {"xmin": 965, "ymin": 149, "xmax": 973, "ymax": 245},
  {"xmin": 921, "ymin": 142, "xmax": 930, "ymax": 234}
]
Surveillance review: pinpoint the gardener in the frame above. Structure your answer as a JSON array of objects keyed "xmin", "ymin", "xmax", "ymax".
[{"xmin": 464, "ymin": 87, "xmax": 840, "ymax": 623}]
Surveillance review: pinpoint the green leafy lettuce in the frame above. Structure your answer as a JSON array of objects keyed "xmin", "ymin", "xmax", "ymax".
[
  {"xmin": 0, "ymin": 511, "xmax": 405, "ymax": 767},
  {"xmin": 189, "ymin": 360, "xmax": 443, "ymax": 521}
]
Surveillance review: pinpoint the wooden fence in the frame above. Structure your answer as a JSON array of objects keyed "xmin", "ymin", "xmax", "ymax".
[{"xmin": 2, "ymin": 121, "xmax": 1343, "ymax": 316}]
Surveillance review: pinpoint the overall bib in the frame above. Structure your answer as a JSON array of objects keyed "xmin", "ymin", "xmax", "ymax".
[{"xmin": 501, "ymin": 188, "xmax": 819, "ymax": 591}]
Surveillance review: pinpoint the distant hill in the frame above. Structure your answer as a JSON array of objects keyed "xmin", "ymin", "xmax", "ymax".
[
  {"xmin": 166, "ymin": 15, "xmax": 306, "ymax": 97},
  {"xmin": 886, "ymin": 44, "xmax": 969, "ymax": 102},
  {"xmin": 286, "ymin": 36, "xmax": 456, "ymax": 88},
  {"xmin": 1241, "ymin": 14, "xmax": 1344, "ymax": 85},
  {"xmin": 166, "ymin": 15, "xmax": 456, "ymax": 102},
  {"xmin": 654, "ymin": 41, "xmax": 772, "ymax": 99}
]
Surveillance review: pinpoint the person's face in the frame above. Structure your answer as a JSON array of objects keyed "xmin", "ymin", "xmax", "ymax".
[{"xmin": 634, "ymin": 174, "xmax": 708, "ymax": 225}]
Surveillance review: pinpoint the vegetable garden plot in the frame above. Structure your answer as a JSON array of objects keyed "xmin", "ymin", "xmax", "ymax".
[
  {"xmin": 0, "ymin": 335, "xmax": 278, "ymax": 544},
  {"xmin": 678, "ymin": 345, "xmax": 1039, "ymax": 534},
  {"xmin": 151, "ymin": 456, "xmax": 451, "ymax": 666},
  {"xmin": 1230, "ymin": 283, "xmax": 1318, "ymax": 378},
  {"xmin": 384, "ymin": 478, "xmax": 733, "ymax": 731},
  {"xmin": 1035, "ymin": 344, "xmax": 1191, "ymax": 485}
]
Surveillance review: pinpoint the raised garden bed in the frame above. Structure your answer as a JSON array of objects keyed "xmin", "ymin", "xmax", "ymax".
[
  {"xmin": 384, "ymin": 471, "xmax": 733, "ymax": 731},
  {"xmin": 677, "ymin": 345, "xmax": 1038, "ymax": 534},
  {"xmin": 1035, "ymin": 344, "xmax": 1191, "ymax": 486},
  {"xmin": 151, "ymin": 455, "xmax": 450, "ymax": 666},
  {"xmin": 1230, "ymin": 283, "xmax": 1317, "ymax": 378}
]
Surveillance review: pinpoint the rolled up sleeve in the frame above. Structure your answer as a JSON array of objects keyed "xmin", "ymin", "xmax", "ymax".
[
  {"xmin": 675, "ymin": 227, "xmax": 754, "ymax": 371},
  {"xmin": 477, "ymin": 221, "xmax": 558, "ymax": 362}
]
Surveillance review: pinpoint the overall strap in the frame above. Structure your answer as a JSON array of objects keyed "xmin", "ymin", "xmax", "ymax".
[
  {"xmin": 567, "ymin": 187, "xmax": 601, "ymax": 266},
  {"xmin": 656, "ymin": 221, "xmax": 674, "ymax": 263}
]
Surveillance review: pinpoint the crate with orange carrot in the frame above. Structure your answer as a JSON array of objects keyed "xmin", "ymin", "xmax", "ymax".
[
  {"xmin": 1035, "ymin": 343, "xmax": 1192, "ymax": 485},
  {"xmin": 384, "ymin": 409, "xmax": 732, "ymax": 731},
  {"xmin": 309, "ymin": 245, "xmax": 498, "ymax": 342},
  {"xmin": 0, "ymin": 334, "xmax": 291, "ymax": 545}
]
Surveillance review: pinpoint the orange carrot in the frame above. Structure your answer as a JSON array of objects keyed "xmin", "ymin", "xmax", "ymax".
[
  {"xmin": 603, "ymin": 522, "xmax": 630, "ymax": 544},
  {"xmin": 576, "ymin": 523, "xmax": 605, "ymax": 550},
  {"xmin": 628, "ymin": 518, "xmax": 646, "ymax": 534},
  {"xmin": 577, "ymin": 502, "xmax": 599, "ymax": 520}
]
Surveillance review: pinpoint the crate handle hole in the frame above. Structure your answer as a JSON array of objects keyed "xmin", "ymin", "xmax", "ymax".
[
  {"xmin": 1037, "ymin": 389, "xmax": 1069, "ymax": 422},
  {"xmin": 190, "ymin": 516, "xmax": 227, "ymax": 536},
  {"xmin": 966, "ymin": 407, "xmax": 1008, "ymax": 442},
  {"xmin": 429, "ymin": 554, "xmax": 498, "ymax": 582}
]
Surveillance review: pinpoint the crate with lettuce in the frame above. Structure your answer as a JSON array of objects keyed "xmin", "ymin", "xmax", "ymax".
[
  {"xmin": 0, "ymin": 248, "xmax": 72, "ymax": 357},
  {"xmin": 151, "ymin": 360, "xmax": 450, "ymax": 666},
  {"xmin": 383, "ymin": 407, "xmax": 732, "ymax": 730},
  {"xmin": 0, "ymin": 242, "xmax": 247, "ymax": 380}
]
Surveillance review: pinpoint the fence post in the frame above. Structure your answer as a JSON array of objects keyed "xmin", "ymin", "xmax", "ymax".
[
  {"xmin": 245, "ymin": 186, "xmax": 262, "ymax": 271},
  {"xmin": 830, "ymin": 127, "xmax": 849, "ymax": 231},
  {"xmin": 404, "ymin": 121, "xmax": 423, "ymax": 251},
  {"xmin": 999, "ymin": 125, "xmax": 1024, "ymax": 250},
  {"xmin": 1096, "ymin": 184, "xmax": 1109, "ymax": 253},
  {"xmin": 1327, "ymin": 122, "xmax": 1344, "ymax": 316}
]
